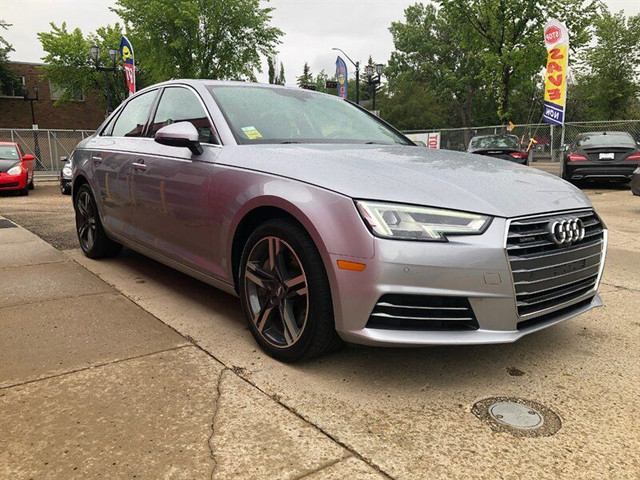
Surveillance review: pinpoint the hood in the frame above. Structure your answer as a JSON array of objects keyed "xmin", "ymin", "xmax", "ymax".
[
  {"xmin": 218, "ymin": 144, "xmax": 592, "ymax": 218},
  {"xmin": 0, "ymin": 159, "xmax": 20, "ymax": 173}
]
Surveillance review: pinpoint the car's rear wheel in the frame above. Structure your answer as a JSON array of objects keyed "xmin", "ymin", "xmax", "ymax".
[
  {"xmin": 74, "ymin": 184, "xmax": 122, "ymax": 258},
  {"xmin": 239, "ymin": 219, "xmax": 342, "ymax": 362}
]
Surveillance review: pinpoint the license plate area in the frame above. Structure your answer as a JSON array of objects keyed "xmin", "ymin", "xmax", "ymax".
[{"xmin": 599, "ymin": 152, "xmax": 615, "ymax": 160}]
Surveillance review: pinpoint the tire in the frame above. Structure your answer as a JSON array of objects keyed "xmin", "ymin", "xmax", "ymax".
[
  {"xmin": 28, "ymin": 176, "xmax": 34, "ymax": 190},
  {"xmin": 74, "ymin": 184, "xmax": 122, "ymax": 259},
  {"xmin": 239, "ymin": 218, "xmax": 342, "ymax": 362},
  {"xmin": 60, "ymin": 182, "xmax": 71, "ymax": 195}
]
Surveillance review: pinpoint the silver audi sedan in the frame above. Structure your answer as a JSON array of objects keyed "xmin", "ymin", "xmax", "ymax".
[{"xmin": 69, "ymin": 80, "xmax": 607, "ymax": 362}]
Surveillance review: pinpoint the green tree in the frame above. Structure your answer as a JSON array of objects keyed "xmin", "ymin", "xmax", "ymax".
[
  {"xmin": 387, "ymin": 3, "xmax": 490, "ymax": 130},
  {"xmin": 278, "ymin": 61, "xmax": 286, "ymax": 85},
  {"xmin": 571, "ymin": 11, "xmax": 640, "ymax": 120},
  {"xmin": 297, "ymin": 62, "xmax": 313, "ymax": 87},
  {"xmin": 439, "ymin": 0, "xmax": 601, "ymax": 123},
  {"xmin": 38, "ymin": 22, "xmax": 129, "ymax": 108},
  {"xmin": 0, "ymin": 20, "xmax": 19, "ymax": 95},
  {"xmin": 112, "ymin": 0, "xmax": 282, "ymax": 82}
]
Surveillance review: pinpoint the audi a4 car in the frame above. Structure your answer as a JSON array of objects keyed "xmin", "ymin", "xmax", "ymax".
[
  {"xmin": 561, "ymin": 131, "xmax": 640, "ymax": 183},
  {"xmin": 0, "ymin": 142, "xmax": 35, "ymax": 195},
  {"xmin": 67, "ymin": 80, "xmax": 607, "ymax": 362},
  {"xmin": 467, "ymin": 134, "xmax": 530, "ymax": 165}
]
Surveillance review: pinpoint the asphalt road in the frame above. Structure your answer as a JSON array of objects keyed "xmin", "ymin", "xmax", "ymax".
[{"xmin": 1, "ymin": 179, "xmax": 639, "ymax": 478}]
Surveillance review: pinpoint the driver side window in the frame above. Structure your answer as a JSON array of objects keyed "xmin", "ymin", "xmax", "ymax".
[{"xmin": 149, "ymin": 87, "xmax": 217, "ymax": 144}]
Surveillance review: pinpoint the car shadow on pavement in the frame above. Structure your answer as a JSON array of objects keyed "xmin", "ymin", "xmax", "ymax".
[{"xmin": 101, "ymin": 248, "xmax": 581, "ymax": 393}]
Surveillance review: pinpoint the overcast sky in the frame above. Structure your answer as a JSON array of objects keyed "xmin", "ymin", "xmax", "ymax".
[{"xmin": 1, "ymin": 0, "xmax": 638, "ymax": 86}]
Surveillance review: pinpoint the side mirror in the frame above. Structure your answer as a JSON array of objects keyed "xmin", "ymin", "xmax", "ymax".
[
  {"xmin": 59, "ymin": 156, "xmax": 68, "ymax": 163},
  {"xmin": 154, "ymin": 122, "xmax": 203, "ymax": 155},
  {"xmin": 22, "ymin": 154, "xmax": 35, "ymax": 161},
  {"xmin": 413, "ymin": 140, "xmax": 427, "ymax": 147}
]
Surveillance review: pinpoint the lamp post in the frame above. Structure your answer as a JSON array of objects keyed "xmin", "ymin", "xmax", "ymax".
[
  {"xmin": 90, "ymin": 45, "xmax": 118, "ymax": 114},
  {"xmin": 365, "ymin": 63, "xmax": 384, "ymax": 112},
  {"xmin": 22, "ymin": 86, "xmax": 41, "ymax": 166},
  {"xmin": 331, "ymin": 47, "xmax": 360, "ymax": 105}
]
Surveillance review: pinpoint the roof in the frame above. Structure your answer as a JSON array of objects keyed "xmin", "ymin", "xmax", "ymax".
[{"xmin": 0, "ymin": 142, "xmax": 18, "ymax": 146}]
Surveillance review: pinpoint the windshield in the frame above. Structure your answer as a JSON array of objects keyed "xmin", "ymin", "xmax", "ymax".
[
  {"xmin": 0, "ymin": 145, "xmax": 19, "ymax": 160},
  {"xmin": 207, "ymin": 85, "xmax": 409, "ymax": 145},
  {"xmin": 469, "ymin": 136, "xmax": 519, "ymax": 150},
  {"xmin": 575, "ymin": 133, "xmax": 636, "ymax": 148}
]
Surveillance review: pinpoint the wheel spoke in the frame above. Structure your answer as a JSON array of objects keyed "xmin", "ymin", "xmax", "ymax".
[
  {"xmin": 78, "ymin": 223, "xmax": 88, "ymax": 241},
  {"xmin": 253, "ymin": 303, "xmax": 275, "ymax": 333},
  {"xmin": 246, "ymin": 261, "xmax": 276, "ymax": 286},
  {"xmin": 279, "ymin": 302, "xmax": 300, "ymax": 345},
  {"xmin": 268, "ymin": 237, "xmax": 280, "ymax": 272},
  {"xmin": 285, "ymin": 274, "xmax": 307, "ymax": 298}
]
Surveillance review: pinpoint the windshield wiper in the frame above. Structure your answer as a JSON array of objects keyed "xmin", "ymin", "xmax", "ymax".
[{"xmin": 279, "ymin": 141, "xmax": 300, "ymax": 144}]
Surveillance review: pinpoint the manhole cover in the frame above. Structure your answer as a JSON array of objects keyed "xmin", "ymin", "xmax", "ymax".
[{"xmin": 472, "ymin": 397, "xmax": 561, "ymax": 438}]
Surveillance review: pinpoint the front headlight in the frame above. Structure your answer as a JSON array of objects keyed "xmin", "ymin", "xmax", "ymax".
[
  {"xmin": 7, "ymin": 165, "xmax": 22, "ymax": 176},
  {"xmin": 62, "ymin": 166, "xmax": 72, "ymax": 177},
  {"xmin": 355, "ymin": 200, "xmax": 492, "ymax": 242}
]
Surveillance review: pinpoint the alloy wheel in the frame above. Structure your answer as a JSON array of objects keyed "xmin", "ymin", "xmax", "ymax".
[
  {"xmin": 76, "ymin": 190, "xmax": 97, "ymax": 252},
  {"xmin": 244, "ymin": 236, "xmax": 309, "ymax": 349}
]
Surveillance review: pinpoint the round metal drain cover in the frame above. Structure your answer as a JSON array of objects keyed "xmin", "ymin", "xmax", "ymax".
[
  {"xmin": 489, "ymin": 402, "xmax": 543, "ymax": 429},
  {"xmin": 472, "ymin": 397, "xmax": 561, "ymax": 438}
]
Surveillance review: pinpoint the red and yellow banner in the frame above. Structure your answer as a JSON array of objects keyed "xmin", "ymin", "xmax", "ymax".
[{"xmin": 542, "ymin": 19, "xmax": 569, "ymax": 126}]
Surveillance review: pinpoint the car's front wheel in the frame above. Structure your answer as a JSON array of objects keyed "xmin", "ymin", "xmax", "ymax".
[
  {"xmin": 239, "ymin": 219, "xmax": 342, "ymax": 362},
  {"xmin": 74, "ymin": 184, "xmax": 122, "ymax": 258}
]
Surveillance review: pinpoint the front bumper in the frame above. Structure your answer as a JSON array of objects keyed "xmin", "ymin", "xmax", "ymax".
[
  {"xmin": 329, "ymin": 216, "xmax": 606, "ymax": 346},
  {"xmin": 0, "ymin": 172, "xmax": 27, "ymax": 191}
]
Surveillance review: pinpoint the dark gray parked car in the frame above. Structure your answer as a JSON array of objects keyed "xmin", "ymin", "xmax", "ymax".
[
  {"xmin": 562, "ymin": 131, "xmax": 640, "ymax": 183},
  {"xmin": 467, "ymin": 134, "xmax": 530, "ymax": 165},
  {"xmin": 68, "ymin": 80, "xmax": 607, "ymax": 361}
]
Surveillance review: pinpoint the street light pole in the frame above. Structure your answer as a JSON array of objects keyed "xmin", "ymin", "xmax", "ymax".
[
  {"xmin": 331, "ymin": 47, "xmax": 360, "ymax": 105},
  {"xmin": 90, "ymin": 45, "xmax": 119, "ymax": 114},
  {"xmin": 365, "ymin": 63, "xmax": 384, "ymax": 112}
]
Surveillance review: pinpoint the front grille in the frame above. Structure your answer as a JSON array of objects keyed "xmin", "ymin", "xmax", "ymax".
[
  {"xmin": 366, "ymin": 294, "xmax": 479, "ymax": 331},
  {"xmin": 0, "ymin": 182, "xmax": 19, "ymax": 188},
  {"xmin": 506, "ymin": 210, "xmax": 605, "ymax": 317}
]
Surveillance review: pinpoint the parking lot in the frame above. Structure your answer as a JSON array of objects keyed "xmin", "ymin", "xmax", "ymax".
[{"xmin": 1, "ymin": 180, "xmax": 639, "ymax": 479}]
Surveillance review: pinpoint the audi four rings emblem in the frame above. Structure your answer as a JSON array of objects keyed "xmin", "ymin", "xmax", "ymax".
[{"xmin": 547, "ymin": 218, "xmax": 586, "ymax": 246}]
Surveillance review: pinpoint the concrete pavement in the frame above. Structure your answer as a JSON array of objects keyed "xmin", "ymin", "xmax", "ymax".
[{"xmin": 0, "ymin": 217, "xmax": 383, "ymax": 479}]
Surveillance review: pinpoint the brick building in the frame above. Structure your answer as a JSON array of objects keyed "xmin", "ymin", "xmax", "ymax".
[{"xmin": 0, "ymin": 61, "xmax": 107, "ymax": 130}]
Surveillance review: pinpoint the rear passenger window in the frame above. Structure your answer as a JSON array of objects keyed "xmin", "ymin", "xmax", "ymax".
[
  {"xmin": 150, "ymin": 87, "xmax": 217, "ymax": 144},
  {"xmin": 111, "ymin": 90, "xmax": 157, "ymax": 137}
]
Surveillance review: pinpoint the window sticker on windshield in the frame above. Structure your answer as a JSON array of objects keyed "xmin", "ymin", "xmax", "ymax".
[{"xmin": 241, "ymin": 126, "xmax": 263, "ymax": 140}]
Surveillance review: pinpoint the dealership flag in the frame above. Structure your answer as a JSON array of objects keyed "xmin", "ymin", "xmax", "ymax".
[
  {"xmin": 542, "ymin": 19, "xmax": 569, "ymax": 126},
  {"xmin": 335, "ymin": 56, "xmax": 348, "ymax": 99},
  {"xmin": 120, "ymin": 35, "xmax": 136, "ymax": 96}
]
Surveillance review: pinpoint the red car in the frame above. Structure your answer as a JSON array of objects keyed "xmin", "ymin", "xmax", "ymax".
[{"xmin": 0, "ymin": 142, "xmax": 36, "ymax": 195}]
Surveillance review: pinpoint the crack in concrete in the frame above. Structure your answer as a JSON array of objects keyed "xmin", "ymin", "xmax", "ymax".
[
  {"xmin": 0, "ymin": 290, "xmax": 124, "ymax": 310},
  {"xmin": 291, "ymin": 456, "xmax": 352, "ymax": 480},
  {"xmin": 0, "ymin": 344, "xmax": 192, "ymax": 391},
  {"xmin": 208, "ymin": 367, "xmax": 228, "ymax": 480},
  {"xmin": 601, "ymin": 281, "xmax": 640, "ymax": 293},
  {"xmin": 228, "ymin": 372, "xmax": 396, "ymax": 480}
]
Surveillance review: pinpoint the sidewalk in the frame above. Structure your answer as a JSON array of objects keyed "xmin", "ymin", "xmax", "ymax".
[{"xmin": 0, "ymin": 217, "xmax": 383, "ymax": 479}]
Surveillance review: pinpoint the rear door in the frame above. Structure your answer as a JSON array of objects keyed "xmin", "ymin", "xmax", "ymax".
[
  {"xmin": 131, "ymin": 85, "xmax": 222, "ymax": 273},
  {"xmin": 91, "ymin": 89, "xmax": 159, "ymax": 239}
]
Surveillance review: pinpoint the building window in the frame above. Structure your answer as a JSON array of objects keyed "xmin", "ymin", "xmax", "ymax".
[
  {"xmin": 50, "ymin": 80, "xmax": 85, "ymax": 102},
  {"xmin": 0, "ymin": 75, "xmax": 25, "ymax": 98}
]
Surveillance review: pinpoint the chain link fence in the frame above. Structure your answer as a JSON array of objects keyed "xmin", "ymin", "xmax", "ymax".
[
  {"xmin": 0, "ymin": 128, "xmax": 95, "ymax": 176},
  {"xmin": 1, "ymin": 121, "xmax": 638, "ymax": 177},
  {"xmin": 405, "ymin": 120, "xmax": 640, "ymax": 162}
]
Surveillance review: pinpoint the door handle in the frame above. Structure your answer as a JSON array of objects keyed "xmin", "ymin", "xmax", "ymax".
[
  {"xmin": 92, "ymin": 155, "xmax": 103, "ymax": 166},
  {"xmin": 132, "ymin": 161, "xmax": 147, "ymax": 172}
]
